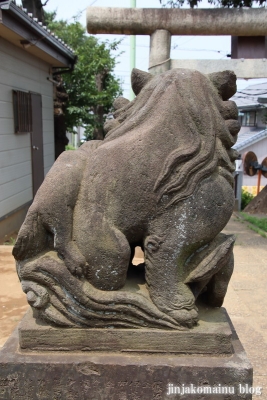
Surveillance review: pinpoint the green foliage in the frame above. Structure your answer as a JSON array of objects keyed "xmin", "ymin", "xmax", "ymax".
[
  {"xmin": 160, "ymin": 0, "xmax": 266, "ymax": 8},
  {"xmin": 65, "ymin": 144, "xmax": 76, "ymax": 150},
  {"xmin": 43, "ymin": 10, "xmax": 56, "ymax": 25},
  {"xmin": 4, "ymin": 236, "xmax": 16, "ymax": 245},
  {"xmin": 241, "ymin": 213, "xmax": 267, "ymax": 233},
  {"xmin": 247, "ymin": 225, "xmax": 267, "ymax": 238},
  {"xmin": 241, "ymin": 189, "xmax": 254, "ymax": 210},
  {"xmin": 44, "ymin": 11, "xmax": 122, "ymax": 139}
]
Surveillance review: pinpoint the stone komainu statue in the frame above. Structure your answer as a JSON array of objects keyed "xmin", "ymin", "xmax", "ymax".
[{"xmin": 13, "ymin": 68, "xmax": 240, "ymax": 330}]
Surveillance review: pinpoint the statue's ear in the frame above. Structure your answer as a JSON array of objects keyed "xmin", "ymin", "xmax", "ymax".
[
  {"xmin": 131, "ymin": 68, "xmax": 152, "ymax": 96},
  {"xmin": 207, "ymin": 70, "xmax": 237, "ymax": 100}
]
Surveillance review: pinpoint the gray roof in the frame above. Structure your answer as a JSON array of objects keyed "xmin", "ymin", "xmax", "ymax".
[
  {"xmin": 231, "ymin": 82, "xmax": 267, "ymax": 150},
  {"xmin": 232, "ymin": 82, "xmax": 267, "ymax": 109},
  {"xmin": 233, "ymin": 128, "xmax": 267, "ymax": 151},
  {"xmin": 0, "ymin": 0, "xmax": 76, "ymax": 68}
]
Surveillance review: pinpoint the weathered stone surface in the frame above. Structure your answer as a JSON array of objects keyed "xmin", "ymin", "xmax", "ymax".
[
  {"xmin": 112, "ymin": 96, "xmax": 130, "ymax": 110},
  {"xmin": 149, "ymin": 30, "xmax": 171, "ymax": 75},
  {"xmin": 208, "ymin": 70, "xmax": 237, "ymax": 101},
  {"xmin": 131, "ymin": 68, "xmax": 152, "ymax": 95},
  {"xmin": 86, "ymin": 7, "xmax": 267, "ymax": 36},
  {"xmin": 19, "ymin": 306, "xmax": 232, "ymax": 354},
  {"xmin": 13, "ymin": 68, "xmax": 240, "ymax": 330},
  {"xmin": 0, "ymin": 315, "xmax": 253, "ymax": 400}
]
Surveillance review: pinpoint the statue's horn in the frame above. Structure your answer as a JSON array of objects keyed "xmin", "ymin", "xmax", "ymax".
[
  {"xmin": 131, "ymin": 68, "xmax": 152, "ymax": 96},
  {"xmin": 208, "ymin": 70, "xmax": 237, "ymax": 101}
]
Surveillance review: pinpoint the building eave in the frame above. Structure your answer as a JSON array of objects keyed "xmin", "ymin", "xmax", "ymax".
[
  {"xmin": 0, "ymin": 0, "xmax": 76, "ymax": 68},
  {"xmin": 233, "ymin": 129, "xmax": 267, "ymax": 151},
  {"xmin": 238, "ymin": 104, "xmax": 265, "ymax": 111}
]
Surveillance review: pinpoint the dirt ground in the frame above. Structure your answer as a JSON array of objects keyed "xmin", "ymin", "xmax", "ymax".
[
  {"xmin": 0, "ymin": 215, "xmax": 267, "ymax": 399},
  {"xmin": 0, "ymin": 245, "xmax": 28, "ymax": 346}
]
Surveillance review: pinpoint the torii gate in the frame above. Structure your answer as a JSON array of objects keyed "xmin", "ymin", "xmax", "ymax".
[{"xmin": 86, "ymin": 7, "xmax": 267, "ymax": 77}]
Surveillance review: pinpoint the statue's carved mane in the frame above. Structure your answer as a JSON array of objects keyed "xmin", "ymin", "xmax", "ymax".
[
  {"xmin": 110, "ymin": 69, "xmax": 235, "ymax": 208},
  {"xmin": 152, "ymin": 72, "xmax": 236, "ymax": 208}
]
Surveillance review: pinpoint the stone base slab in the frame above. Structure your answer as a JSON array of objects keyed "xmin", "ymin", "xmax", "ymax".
[
  {"xmin": 19, "ymin": 306, "xmax": 232, "ymax": 354},
  {"xmin": 0, "ymin": 315, "xmax": 253, "ymax": 400}
]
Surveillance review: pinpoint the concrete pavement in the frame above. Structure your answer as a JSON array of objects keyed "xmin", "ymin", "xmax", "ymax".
[{"xmin": 223, "ymin": 214, "xmax": 267, "ymax": 399}]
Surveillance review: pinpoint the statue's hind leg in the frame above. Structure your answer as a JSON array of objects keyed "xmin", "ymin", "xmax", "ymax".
[
  {"xmin": 75, "ymin": 212, "xmax": 131, "ymax": 291},
  {"xmin": 201, "ymin": 251, "xmax": 234, "ymax": 307},
  {"xmin": 13, "ymin": 141, "xmax": 103, "ymax": 277},
  {"xmin": 144, "ymin": 231, "xmax": 198, "ymax": 328},
  {"xmin": 144, "ymin": 220, "xmax": 235, "ymax": 327},
  {"xmin": 13, "ymin": 149, "xmax": 87, "ymax": 270}
]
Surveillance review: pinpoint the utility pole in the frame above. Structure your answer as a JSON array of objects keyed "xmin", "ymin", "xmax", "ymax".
[{"xmin": 129, "ymin": 0, "xmax": 136, "ymax": 100}]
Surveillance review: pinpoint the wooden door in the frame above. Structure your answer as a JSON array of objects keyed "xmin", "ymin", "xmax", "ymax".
[{"xmin": 30, "ymin": 93, "xmax": 44, "ymax": 197}]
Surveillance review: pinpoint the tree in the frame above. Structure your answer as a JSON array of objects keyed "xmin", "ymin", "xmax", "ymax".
[
  {"xmin": 22, "ymin": 0, "xmax": 46, "ymax": 23},
  {"xmin": 160, "ymin": 0, "xmax": 265, "ymax": 8},
  {"xmin": 45, "ymin": 12, "xmax": 122, "ymax": 141}
]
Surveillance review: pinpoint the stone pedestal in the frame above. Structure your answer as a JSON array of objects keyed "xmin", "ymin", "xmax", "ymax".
[
  {"xmin": 0, "ymin": 308, "xmax": 253, "ymax": 400},
  {"xmin": 19, "ymin": 306, "xmax": 233, "ymax": 354}
]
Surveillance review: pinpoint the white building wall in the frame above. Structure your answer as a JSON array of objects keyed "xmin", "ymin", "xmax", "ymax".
[{"xmin": 0, "ymin": 38, "xmax": 55, "ymax": 219}]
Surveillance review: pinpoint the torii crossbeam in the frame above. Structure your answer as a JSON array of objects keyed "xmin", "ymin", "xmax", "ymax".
[{"xmin": 87, "ymin": 7, "xmax": 267, "ymax": 77}]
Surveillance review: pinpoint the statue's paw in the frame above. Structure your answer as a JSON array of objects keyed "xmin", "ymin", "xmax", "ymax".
[
  {"xmin": 168, "ymin": 308, "xmax": 198, "ymax": 328},
  {"xmin": 60, "ymin": 244, "xmax": 88, "ymax": 278},
  {"xmin": 12, "ymin": 210, "xmax": 46, "ymax": 260},
  {"xmin": 63, "ymin": 255, "xmax": 87, "ymax": 278},
  {"xmin": 13, "ymin": 224, "xmax": 38, "ymax": 260},
  {"xmin": 12, "ymin": 233, "xmax": 28, "ymax": 259}
]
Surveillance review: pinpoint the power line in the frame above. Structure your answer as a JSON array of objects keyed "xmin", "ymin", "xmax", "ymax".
[
  {"xmin": 119, "ymin": 42, "xmax": 229, "ymax": 55},
  {"xmin": 173, "ymin": 47, "xmax": 229, "ymax": 55},
  {"xmin": 66, "ymin": 0, "xmax": 98, "ymax": 22}
]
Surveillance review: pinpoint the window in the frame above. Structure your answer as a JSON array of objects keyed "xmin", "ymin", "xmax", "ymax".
[
  {"xmin": 13, "ymin": 90, "xmax": 32, "ymax": 133},
  {"xmin": 240, "ymin": 110, "xmax": 257, "ymax": 127}
]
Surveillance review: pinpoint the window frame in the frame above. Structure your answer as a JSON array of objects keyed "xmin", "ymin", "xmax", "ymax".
[
  {"xmin": 241, "ymin": 110, "xmax": 257, "ymax": 127},
  {"xmin": 13, "ymin": 90, "xmax": 32, "ymax": 134}
]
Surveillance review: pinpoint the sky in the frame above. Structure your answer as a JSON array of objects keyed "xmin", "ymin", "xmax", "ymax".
[{"xmin": 17, "ymin": 0, "xmax": 267, "ymax": 99}]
